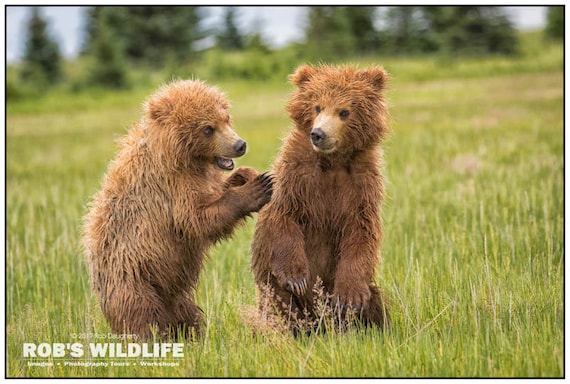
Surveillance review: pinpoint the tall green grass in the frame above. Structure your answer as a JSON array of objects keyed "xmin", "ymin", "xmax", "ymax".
[{"xmin": 6, "ymin": 45, "xmax": 563, "ymax": 377}]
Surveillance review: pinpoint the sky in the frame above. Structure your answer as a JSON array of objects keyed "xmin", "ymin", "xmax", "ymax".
[{"xmin": 5, "ymin": 6, "xmax": 549, "ymax": 64}]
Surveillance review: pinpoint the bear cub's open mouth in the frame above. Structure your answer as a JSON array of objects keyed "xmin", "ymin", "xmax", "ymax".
[{"xmin": 216, "ymin": 156, "xmax": 235, "ymax": 170}]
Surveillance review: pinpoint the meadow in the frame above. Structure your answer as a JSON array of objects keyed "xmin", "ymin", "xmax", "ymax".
[{"xmin": 6, "ymin": 34, "xmax": 564, "ymax": 377}]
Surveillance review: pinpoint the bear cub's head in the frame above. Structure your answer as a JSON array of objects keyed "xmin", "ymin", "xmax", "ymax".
[
  {"xmin": 144, "ymin": 80, "xmax": 246, "ymax": 171},
  {"xmin": 287, "ymin": 65, "xmax": 389, "ymax": 156}
]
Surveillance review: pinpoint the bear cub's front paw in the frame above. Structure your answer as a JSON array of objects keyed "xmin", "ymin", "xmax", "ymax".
[
  {"xmin": 225, "ymin": 166, "xmax": 259, "ymax": 188},
  {"xmin": 239, "ymin": 171, "xmax": 273, "ymax": 213},
  {"xmin": 252, "ymin": 172, "xmax": 274, "ymax": 210},
  {"xmin": 275, "ymin": 259, "xmax": 310, "ymax": 296},
  {"xmin": 332, "ymin": 280, "xmax": 371, "ymax": 311}
]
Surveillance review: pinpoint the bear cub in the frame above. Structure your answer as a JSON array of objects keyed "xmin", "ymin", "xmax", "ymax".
[
  {"xmin": 251, "ymin": 65, "xmax": 390, "ymax": 333},
  {"xmin": 83, "ymin": 79, "xmax": 272, "ymax": 339}
]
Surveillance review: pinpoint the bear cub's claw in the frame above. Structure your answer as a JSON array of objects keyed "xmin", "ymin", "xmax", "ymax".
[
  {"xmin": 243, "ymin": 171, "xmax": 273, "ymax": 212},
  {"xmin": 331, "ymin": 282, "xmax": 371, "ymax": 313},
  {"xmin": 257, "ymin": 171, "xmax": 274, "ymax": 196},
  {"xmin": 286, "ymin": 277, "xmax": 308, "ymax": 296}
]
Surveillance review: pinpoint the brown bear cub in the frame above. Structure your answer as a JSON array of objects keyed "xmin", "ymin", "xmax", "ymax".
[
  {"xmin": 83, "ymin": 80, "xmax": 272, "ymax": 339},
  {"xmin": 251, "ymin": 65, "xmax": 390, "ymax": 333}
]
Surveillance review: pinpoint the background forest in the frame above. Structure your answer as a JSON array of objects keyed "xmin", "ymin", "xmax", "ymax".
[{"xmin": 7, "ymin": 6, "xmax": 564, "ymax": 95}]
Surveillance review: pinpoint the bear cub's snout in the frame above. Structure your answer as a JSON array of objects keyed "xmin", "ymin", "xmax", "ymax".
[
  {"xmin": 310, "ymin": 127, "xmax": 327, "ymax": 147},
  {"xmin": 233, "ymin": 139, "xmax": 247, "ymax": 156}
]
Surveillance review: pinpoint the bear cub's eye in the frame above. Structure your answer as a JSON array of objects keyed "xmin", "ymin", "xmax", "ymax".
[
  {"xmin": 339, "ymin": 110, "xmax": 350, "ymax": 120},
  {"xmin": 204, "ymin": 126, "xmax": 215, "ymax": 137},
  {"xmin": 315, "ymin": 105, "xmax": 321, "ymax": 114}
]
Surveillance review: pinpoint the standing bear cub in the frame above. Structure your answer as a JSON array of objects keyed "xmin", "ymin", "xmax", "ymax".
[
  {"xmin": 83, "ymin": 80, "xmax": 272, "ymax": 339},
  {"xmin": 251, "ymin": 65, "xmax": 390, "ymax": 332}
]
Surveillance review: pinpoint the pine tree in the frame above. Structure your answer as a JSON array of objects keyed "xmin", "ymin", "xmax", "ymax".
[
  {"xmin": 303, "ymin": 6, "xmax": 389, "ymax": 59},
  {"xmin": 383, "ymin": 7, "xmax": 436, "ymax": 54},
  {"xmin": 422, "ymin": 6, "xmax": 518, "ymax": 56},
  {"xmin": 82, "ymin": 6, "xmax": 205, "ymax": 66},
  {"xmin": 343, "ymin": 6, "xmax": 380, "ymax": 53},
  {"xmin": 21, "ymin": 7, "xmax": 62, "ymax": 85},
  {"xmin": 304, "ymin": 7, "xmax": 357, "ymax": 60},
  {"xmin": 216, "ymin": 7, "xmax": 245, "ymax": 50},
  {"xmin": 88, "ymin": 9, "xmax": 129, "ymax": 89},
  {"xmin": 545, "ymin": 6, "xmax": 563, "ymax": 40}
]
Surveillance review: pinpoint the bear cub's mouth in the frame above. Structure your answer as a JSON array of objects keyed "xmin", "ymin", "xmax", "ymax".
[{"xmin": 216, "ymin": 156, "xmax": 235, "ymax": 171}]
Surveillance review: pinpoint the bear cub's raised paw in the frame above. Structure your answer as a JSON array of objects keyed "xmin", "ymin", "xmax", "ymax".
[{"xmin": 228, "ymin": 169, "xmax": 273, "ymax": 215}]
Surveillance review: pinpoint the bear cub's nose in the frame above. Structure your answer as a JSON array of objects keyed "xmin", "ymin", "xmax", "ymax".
[
  {"xmin": 234, "ymin": 139, "xmax": 247, "ymax": 156},
  {"xmin": 311, "ymin": 128, "xmax": 327, "ymax": 146}
]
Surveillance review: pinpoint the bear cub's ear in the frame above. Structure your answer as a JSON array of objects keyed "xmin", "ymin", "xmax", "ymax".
[
  {"xmin": 359, "ymin": 67, "xmax": 389, "ymax": 91},
  {"xmin": 290, "ymin": 65, "xmax": 318, "ymax": 87},
  {"xmin": 145, "ymin": 96, "xmax": 174, "ymax": 122}
]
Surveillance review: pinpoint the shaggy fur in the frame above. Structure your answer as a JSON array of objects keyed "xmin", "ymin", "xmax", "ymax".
[
  {"xmin": 251, "ymin": 65, "xmax": 390, "ymax": 332},
  {"xmin": 83, "ymin": 80, "xmax": 272, "ymax": 339}
]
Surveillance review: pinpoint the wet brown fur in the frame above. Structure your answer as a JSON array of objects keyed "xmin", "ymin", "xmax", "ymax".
[
  {"xmin": 83, "ymin": 80, "xmax": 271, "ymax": 339},
  {"xmin": 251, "ymin": 65, "xmax": 390, "ymax": 332}
]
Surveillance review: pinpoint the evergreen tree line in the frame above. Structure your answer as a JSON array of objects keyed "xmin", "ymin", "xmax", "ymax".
[{"xmin": 17, "ymin": 6, "xmax": 564, "ymax": 90}]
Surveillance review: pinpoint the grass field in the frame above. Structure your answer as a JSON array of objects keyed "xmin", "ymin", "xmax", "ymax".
[{"xmin": 6, "ymin": 37, "xmax": 563, "ymax": 377}]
